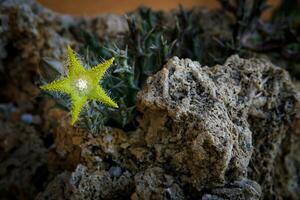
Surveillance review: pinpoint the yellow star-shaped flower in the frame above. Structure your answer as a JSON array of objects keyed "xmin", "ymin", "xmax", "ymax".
[{"xmin": 40, "ymin": 46, "xmax": 118, "ymax": 125}]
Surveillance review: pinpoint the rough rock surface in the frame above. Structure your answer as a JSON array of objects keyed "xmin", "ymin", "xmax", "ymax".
[
  {"xmin": 132, "ymin": 167, "xmax": 185, "ymax": 200},
  {"xmin": 137, "ymin": 56, "xmax": 299, "ymax": 199},
  {"xmin": 138, "ymin": 56, "xmax": 253, "ymax": 191},
  {"xmin": 0, "ymin": 0, "xmax": 299, "ymax": 200}
]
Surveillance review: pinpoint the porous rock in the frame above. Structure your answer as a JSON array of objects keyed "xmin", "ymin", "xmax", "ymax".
[
  {"xmin": 69, "ymin": 164, "xmax": 133, "ymax": 200},
  {"xmin": 137, "ymin": 55, "xmax": 299, "ymax": 199},
  {"xmin": 138, "ymin": 56, "xmax": 254, "ymax": 190},
  {"xmin": 132, "ymin": 167, "xmax": 185, "ymax": 200},
  {"xmin": 37, "ymin": 164, "xmax": 134, "ymax": 200}
]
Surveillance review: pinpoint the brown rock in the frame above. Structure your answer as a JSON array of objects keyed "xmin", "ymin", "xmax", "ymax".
[{"xmin": 137, "ymin": 55, "xmax": 299, "ymax": 199}]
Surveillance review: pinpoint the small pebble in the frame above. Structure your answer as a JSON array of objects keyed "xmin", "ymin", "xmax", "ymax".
[
  {"xmin": 109, "ymin": 166, "xmax": 122, "ymax": 177},
  {"xmin": 21, "ymin": 113, "xmax": 33, "ymax": 124},
  {"xmin": 94, "ymin": 156, "xmax": 103, "ymax": 162},
  {"xmin": 104, "ymin": 135, "xmax": 113, "ymax": 143},
  {"xmin": 21, "ymin": 113, "xmax": 41, "ymax": 124}
]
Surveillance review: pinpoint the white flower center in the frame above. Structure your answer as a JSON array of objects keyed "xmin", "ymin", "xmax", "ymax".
[{"xmin": 76, "ymin": 78, "xmax": 88, "ymax": 91}]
